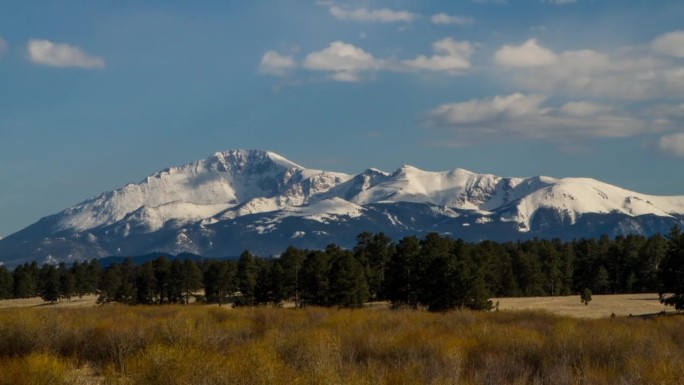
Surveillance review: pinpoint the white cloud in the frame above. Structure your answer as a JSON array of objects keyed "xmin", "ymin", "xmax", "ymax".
[
  {"xmin": 263, "ymin": 37, "xmax": 479, "ymax": 82},
  {"xmin": 402, "ymin": 38, "xmax": 474, "ymax": 74},
  {"xmin": 27, "ymin": 39, "xmax": 105, "ymax": 69},
  {"xmin": 259, "ymin": 51, "xmax": 296, "ymax": 76},
  {"xmin": 429, "ymin": 93, "xmax": 546, "ymax": 126},
  {"xmin": 427, "ymin": 93, "xmax": 651, "ymax": 143},
  {"xmin": 658, "ymin": 133, "xmax": 684, "ymax": 157},
  {"xmin": 0, "ymin": 37, "xmax": 7, "ymax": 58},
  {"xmin": 494, "ymin": 39, "xmax": 558, "ymax": 67},
  {"xmin": 302, "ymin": 41, "xmax": 381, "ymax": 82},
  {"xmin": 430, "ymin": 13, "xmax": 475, "ymax": 26},
  {"xmin": 652, "ymin": 30, "xmax": 684, "ymax": 58},
  {"xmin": 494, "ymin": 35, "xmax": 684, "ymax": 100},
  {"xmin": 329, "ymin": 6, "xmax": 416, "ymax": 23},
  {"xmin": 544, "ymin": 0, "xmax": 577, "ymax": 4}
]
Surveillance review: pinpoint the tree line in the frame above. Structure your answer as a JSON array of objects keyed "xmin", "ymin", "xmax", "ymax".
[{"xmin": 0, "ymin": 228, "xmax": 683, "ymax": 310}]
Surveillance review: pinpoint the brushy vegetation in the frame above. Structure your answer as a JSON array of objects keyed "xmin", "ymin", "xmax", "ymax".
[{"xmin": 0, "ymin": 305, "xmax": 682, "ymax": 385}]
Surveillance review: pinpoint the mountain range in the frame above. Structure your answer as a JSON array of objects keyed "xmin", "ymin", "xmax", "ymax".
[{"xmin": 1, "ymin": 149, "xmax": 683, "ymax": 267}]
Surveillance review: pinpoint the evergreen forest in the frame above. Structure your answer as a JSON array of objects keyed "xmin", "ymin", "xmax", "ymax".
[{"xmin": 1, "ymin": 228, "xmax": 683, "ymax": 311}]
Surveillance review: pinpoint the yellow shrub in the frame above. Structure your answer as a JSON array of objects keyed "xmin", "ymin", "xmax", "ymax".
[
  {"xmin": 1, "ymin": 305, "xmax": 684, "ymax": 385},
  {"xmin": 0, "ymin": 353, "xmax": 76, "ymax": 385}
]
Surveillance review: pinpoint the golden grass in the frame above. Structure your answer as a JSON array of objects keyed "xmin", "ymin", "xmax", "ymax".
[
  {"xmin": 0, "ymin": 294, "xmax": 99, "ymax": 309},
  {"xmin": 492, "ymin": 293, "xmax": 671, "ymax": 318},
  {"xmin": 0, "ymin": 293, "xmax": 670, "ymax": 319},
  {"xmin": 0, "ymin": 305, "xmax": 682, "ymax": 385}
]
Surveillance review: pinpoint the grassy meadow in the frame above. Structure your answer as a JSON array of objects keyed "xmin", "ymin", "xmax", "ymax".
[
  {"xmin": 492, "ymin": 293, "xmax": 672, "ymax": 319},
  {"xmin": 0, "ymin": 292, "xmax": 673, "ymax": 319},
  {"xmin": 0, "ymin": 302, "xmax": 683, "ymax": 385}
]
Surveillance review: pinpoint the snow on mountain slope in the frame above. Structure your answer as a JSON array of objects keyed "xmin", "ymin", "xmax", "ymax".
[
  {"xmin": 329, "ymin": 165, "xmax": 529, "ymax": 212},
  {"xmin": 123, "ymin": 202, "xmax": 235, "ymax": 232},
  {"xmin": 322, "ymin": 165, "xmax": 684, "ymax": 231},
  {"xmin": 279, "ymin": 197, "xmax": 365, "ymax": 223},
  {"xmin": 504, "ymin": 177, "xmax": 684, "ymax": 231},
  {"xmin": 52, "ymin": 150, "xmax": 684, "ymax": 235},
  {"xmin": 3, "ymin": 149, "xmax": 684, "ymax": 266},
  {"xmin": 56, "ymin": 150, "xmax": 350, "ymax": 232}
]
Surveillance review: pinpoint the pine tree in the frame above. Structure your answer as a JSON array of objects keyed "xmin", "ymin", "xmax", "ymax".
[
  {"xmin": 254, "ymin": 259, "xmax": 272, "ymax": 305},
  {"xmin": 168, "ymin": 259, "xmax": 184, "ymax": 304},
  {"xmin": 13, "ymin": 264, "xmax": 37, "ymax": 298},
  {"xmin": 86, "ymin": 259, "xmax": 102, "ymax": 294},
  {"xmin": 180, "ymin": 259, "xmax": 203, "ymax": 304},
  {"xmin": 353, "ymin": 232, "xmax": 394, "ymax": 300},
  {"xmin": 659, "ymin": 226, "xmax": 684, "ymax": 310},
  {"xmin": 98, "ymin": 264, "xmax": 124, "ymax": 304},
  {"xmin": 71, "ymin": 261, "xmax": 89, "ymax": 298},
  {"xmin": 135, "ymin": 262, "xmax": 157, "ymax": 305},
  {"xmin": 497, "ymin": 252, "xmax": 520, "ymax": 297},
  {"xmin": 385, "ymin": 236, "xmax": 421, "ymax": 308},
  {"xmin": 203, "ymin": 260, "xmax": 236, "ymax": 306},
  {"xmin": 153, "ymin": 257, "xmax": 171, "ymax": 304},
  {"xmin": 559, "ymin": 244, "xmax": 575, "ymax": 295},
  {"xmin": 594, "ymin": 266, "xmax": 610, "ymax": 294},
  {"xmin": 638, "ymin": 234, "xmax": 667, "ymax": 292},
  {"xmin": 58, "ymin": 262, "xmax": 75, "ymax": 301},
  {"xmin": 236, "ymin": 251, "xmax": 258, "ymax": 306},
  {"xmin": 278, "ymin": 246, "xmax": 305, "ymax": 306},
  {"xmin": 40, "ymin": 265, "xmax": 60, "ymax": 303},
  {"xmin": 116, "ymin": 258, "xmax": 137, "ymax": 304},
  {"xmin": 269, "ymin": 261, "xmax": 285, "ymax": 306},
  {"xmin": 300, "ymin": 250, "xmax": 331, "ymax": 306},
  {"xmin": 328, "ymin": 250, "xmax": 369, "ymax": 307},
  {"xmin": 540, "ymin": 241, "xmax": 562, "ymax": 296},
  {"xmin": 0, "ymin": 266, "xmax": 14, "ymax": 299},
  {"xmin": 513, "ymin": 249, "xmax": 545, "ymax": 296}
]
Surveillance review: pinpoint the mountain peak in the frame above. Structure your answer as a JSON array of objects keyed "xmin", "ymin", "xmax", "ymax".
[
  {"xmin": 2, "ymin": 151, "xmax": 684, "ymax": 266},
  {"xmin": 210, "ymin": 149, "xmax": 303, "ymax": 171}
]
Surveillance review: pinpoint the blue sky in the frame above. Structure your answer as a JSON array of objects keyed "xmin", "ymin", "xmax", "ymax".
[{"xmin": 1, "ymin": 0, "xmax": 684, "ymax": 237}]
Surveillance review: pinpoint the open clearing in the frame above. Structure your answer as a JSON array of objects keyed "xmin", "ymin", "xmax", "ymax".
[
  {"xmin": 0, "ymin": 294, "xmax": 99, "ymax": 309},
  {"xmin": 492, "ymin": 293, "xmax": 673, "ymax": 318},
  {"xmin": 0, "ymin": 293, "xmax": 677, "ymax": 319}
]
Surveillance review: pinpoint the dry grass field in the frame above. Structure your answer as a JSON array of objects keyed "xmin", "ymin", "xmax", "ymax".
[
  {"xmin": 0, "ymin": 304, "xmax": 682, "ymax": 385},
  {"xmin": 492, "ymin": 293, "xmax": 672, "ymax": 319},
  {"xmin": 0, "ymin": 295, "xmax": 99, "ymax": 309},
  {"xmin": 0, "ymin": 293, "xmax": 674, "ymax": 319}
]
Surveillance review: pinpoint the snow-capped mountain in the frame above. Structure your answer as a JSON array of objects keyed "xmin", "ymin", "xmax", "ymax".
[{"xmin": 1, "ymin": 149, "xmax": 683, "ymax": 266}]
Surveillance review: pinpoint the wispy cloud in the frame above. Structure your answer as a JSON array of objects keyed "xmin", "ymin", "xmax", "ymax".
[
  {"xmin": 430, "ymin": 13, "xmax": 475, "ymax": 26},
  {"xmin": 27, "ymin": 39, "xmax": 105, "ymax": 69},
  {"xmin": 426, "ymin": 93, "xmax": 655, "ymax": 144},
  {"xmin": 329, "ymin": 6, "xmax": 416, "ymax": 23},
  {"xmin": 259, "ymin": 51, "xmax": 296, "ymax": 76}
]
